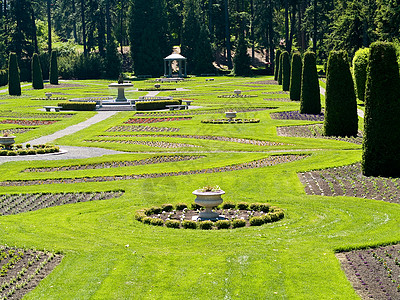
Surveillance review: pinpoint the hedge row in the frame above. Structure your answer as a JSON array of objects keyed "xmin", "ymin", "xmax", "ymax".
[
  {"xmin": 135, "ymin": 100, "xmax": 182, "ymax": 111},
  {"xmin": 0, "ymin": 69, "xmax": 7, "ymax": 86},
  {"xmin": 58, "ymin": 102, "xmax": 97, "ymax": 111},
  {"xmin": 0, "ymin": 146, "xmax": 59, "ymax": 156}
]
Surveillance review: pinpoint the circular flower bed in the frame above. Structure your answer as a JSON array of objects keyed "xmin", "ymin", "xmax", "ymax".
[
  {"xmin": 201, "ymin": 118, "xmax": 260, "ymax": 124},
  {"xmin": 135, "ymin": 202, "xmax": 285, "ymax": 229}
]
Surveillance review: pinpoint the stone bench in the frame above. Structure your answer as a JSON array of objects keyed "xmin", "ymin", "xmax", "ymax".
[
  {"xmin": 138, "ymin": 96, "xmax": 173, "ymax": 101},
  {"xmin": 166, "ymin": 105, "xmax": 188, "ymax": 111},
  {"xmin": 44, "ymin": 106, "xmax": 62, "ymax": 112}
]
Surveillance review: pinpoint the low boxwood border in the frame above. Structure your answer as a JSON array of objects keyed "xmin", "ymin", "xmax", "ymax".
[{"xmin": 135, "ymin": 202, "xmax": 284, "ymax": 230}]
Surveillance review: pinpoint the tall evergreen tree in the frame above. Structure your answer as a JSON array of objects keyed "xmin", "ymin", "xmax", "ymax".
[
  {"xmin": 274, "ymin": 49, "xmax": 281, "ymax": 81},
  {"xmin": 31, "ymin": 53, "xmax": 43, "ymax": 89},
  {"xmin": 8, "ymin": 52, "xmax": 21, "ymax": 96},
  {"xmin": 233, "ymin": 34, "xmax": 252, "ymax": 76},
  {"xmin": 278, "ymin": 53, "xmax": 283, "ymax": 85},
  {"xmin": 49, "ymin": 50, "xmax": 58, "ymax": 85},
  {"xmin": 300, "ymin": 51, "xmax": 320, "ymax": 114},
  {"xmin": 281, "ymin": 51, "xmax": 290, "ymax": 91},
  {"xmin": 128, "ymin": 0, "xmax": 171, "ymax": 77},
  {"xmin": 104, "ymin": 37, "xmax": 121, "ymax": 79},
  {"xmin": 289, "ymin": 52, "xmax": 302, "ymax": 101},
  {"xmin": 181, "ymin": 0, "xmax": 214, "ymax": 75},
  {"xmin": 323, "ymin": 50, "xmax": 358, "ymax": 137},
  {"xmin": 352, "ymin": 47, "xmax": 370, "ymax": 101},
  {"xmin": 362, "ymin": 41, "xmax": 400, "ymax": 177}
]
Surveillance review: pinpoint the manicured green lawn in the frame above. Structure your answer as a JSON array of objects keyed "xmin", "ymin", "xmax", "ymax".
[{"xmin": 0, "ymin": 76, "xmax": 396, "ymax": 299}]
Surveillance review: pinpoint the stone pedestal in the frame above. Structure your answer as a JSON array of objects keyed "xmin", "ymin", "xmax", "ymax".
[
  {"xmin": 193, "ymin": 190, "xmax": 225, "ymax": 220},
  {"xmin": 108, "ymin": 83, "xmax": 134, "ymax": 102}
]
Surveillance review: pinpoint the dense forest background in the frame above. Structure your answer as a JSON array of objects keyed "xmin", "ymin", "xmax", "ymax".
[{"xmin": 0, "ymin": 0, "xmax": 399, "ymax": 79}]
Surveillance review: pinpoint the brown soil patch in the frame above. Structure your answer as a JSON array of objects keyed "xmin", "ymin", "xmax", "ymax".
[
  {"xmin": 337, "ymin": 244, "xmax": 400, "ymax": 300},
  {"xmin": 0, "ymin": 246, "xmax": 62, "ymax": 300},
  {"xmin": 277, "ymin": 124, "xmax": 363, "ymax": 144},
  {"xmin": 298, "ymin": 163, "xmax": 400, "ymax": 202}
]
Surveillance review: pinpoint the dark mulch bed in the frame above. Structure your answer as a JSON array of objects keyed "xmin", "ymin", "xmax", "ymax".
[
  {"xmin": 262, "ymin": 91, "xmax": 289, "ymax": 95},
  {"xmin": 0, "ymin": 246, "xmax": 62, "ymax": 300},
  {"xmin": 298, "ymin": 163, "xmax": 400, "ymax": 202},
  {"xmin": 84, "ymin": 139, "xmax": 200, "ymax": 148},
  {"xmin": 44, "ymin": 83, "xmax": 85, "ymax": 88},
  {"xmin": 0, "ymin": 155, "xmax": 307, "ymax": 187},
  {"xmin": 0, "ymin": 191, "xmax": 124, "ymax": 216},
  {"xmin": 23, "ymin": 155, "xmax": 203, "ymax": 173},
  {"xmin": 337, "ymin": 244, "xmax": 400, "ymax": 300},
  {"xmin": 0, "ymin": 112, "xmax": 73, "ymax": 119},
  {"xmin": 244, "ymin": 80, "xmax": 279, "ymax": 85},
  {"xmin": 106, "ymin": 125, "xmax": 180, "ymax": 133},
  {"xmin": 277, "ymin": 124, "xmax": 363, "ymax": 145},
  {"xmin": 263, "ymin": 98, "xmax": 291, "ymax": 102},
  {"xmin": 0, "ymin": 128, "xmax": 36, "ymax": 135},
  {"xmin": 270, "ymin": 110, "xmax": 325, "ymax": 121},
  {"xmin": 133, "ymin": 107, "xmax": 278, "ymax": 117},
  {"xmin": 98, "ymin": 134, "xmax": 287, "ymax": 147}
]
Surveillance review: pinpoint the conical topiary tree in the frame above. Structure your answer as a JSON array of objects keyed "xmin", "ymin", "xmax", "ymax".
[
  {"xmin": 233, "ymin": 34, "xmax": 252, "ymax": 76},
  {"xmin": 290, "ymin": 52, "xmax": 302, "ymax": 101},
  {"xmin": 323, "ymin": 50, "xmax": 358, "ymax": 137},
  {"xmin": 352, "ymin": 48, "xmax": 369, "ymax": 101},
  {"xmin": 281, "ymin": 51, "xmax": 290, "ymax": 91},
  {"xmin": 362, "ymin": 41, "xmax": 400, "ymax": 177},
  {"xmin": 31, "ymin": 53, "xmax": 44, "ymax": 89},
  {"xmin": 278, "ymin": 53, "xmax": 284, "ymax": 85},
  {"xmin": 8, "ymin": 52, "xmax": 21, "ymax": 96},
  {"xmin": 300, "ymin": 51, "xmax": 321, "ymax": 114},
  {"xmin": 104, "ymin": 37, "xmax": 122, "ymax": 79},
  {"xmin": 49, "ymin": 50, "xmax": 58, "ymax": 85},
  {"xmin": 274, "ymin": 49, "xmax": 282, "ymax": 81}
]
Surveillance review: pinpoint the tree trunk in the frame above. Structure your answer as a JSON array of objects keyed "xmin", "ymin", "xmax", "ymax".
[
  {"xmin": 120, "ymin": 0, "xmax": 123, "ymax": 54},
  {"xmin": 72, "ymin": 0, "xmax": 77, "ymax": 43},
  {"xmin": 47, "ymin": 0, "xmax": 52, "ymax": 54},
  {"xmin": 105, "ymin": 0, "xmax": 111, "ymax": 43},
  {"xmin": 284, "ymin": 0, "xmax": 289, "ymax": 52},
  {"xmin": 81, "ymin": 0, "xmax": 87, "ymax": 56},
  {"xmin": 224, "ymin": 0, "xmax": 232, "ymax": 69},
  {"xmin": 30, "ymin": 4, "xmax": 38, "ymax": 54},
  {"xmin": 250, "ymin": 0, "xmax": 254, "ymax": 64},
  {"xmin": 313, "ymin": 0, "xmax": 317, "ymax": 53}
]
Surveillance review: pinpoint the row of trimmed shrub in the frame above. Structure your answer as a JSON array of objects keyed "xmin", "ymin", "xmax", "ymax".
[
  {"xmin": 140, "ymin": 202, "xmax": 273, "ymax": 215},
  {"xmin": 137, "ymin": 210, "xmax": 284, "ymax": 230},
  {"xmin": 135, "ymin": 100, "xmax": 182, "ymax": 111},
  {"xmin": 0, "ymin": 146, "xmax": 59, "ymax": 156},
  {"xmin": 134, "ymin": 202, "xmax": 285, "ymax": 229},
  {"xmin": 0, "ymin": 69, "xmax": 7, "ymax": 86},
  {"xmin": 58, "ymin": 102, "xmax": 97, "ymax": 111}
]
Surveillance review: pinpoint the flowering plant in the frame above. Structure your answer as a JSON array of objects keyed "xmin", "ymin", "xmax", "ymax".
[{"xmin": 198, "ymin": 185, "xmax": 222, "ymax": 192}]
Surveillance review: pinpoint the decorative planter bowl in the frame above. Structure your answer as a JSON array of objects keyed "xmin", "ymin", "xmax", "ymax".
[
  {"xmin": 154, "ymin": 84, "xmax": 161, "ymax": 88},
  {"xmin": 45, "ymin": 93, "xmax": 52, "ymax": 99},
  {"xmin": 0, "ymin": 136, "xmax": 16, "ymax": 147},
  {"xmin": 225, "ymin": 111, "xmax": 237, "ymax": 119},
  {"xmin": 233, "ymin": 90, "xmax": 242, "ymax": 96},
  {"xmin": 193, "ymin": 189, "xmax": 225, "ymax": 219}
]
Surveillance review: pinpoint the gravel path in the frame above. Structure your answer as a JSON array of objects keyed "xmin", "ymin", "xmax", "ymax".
[{"xmin": 26, "ymin": 111, "xmax": 118, "ymax": 145}]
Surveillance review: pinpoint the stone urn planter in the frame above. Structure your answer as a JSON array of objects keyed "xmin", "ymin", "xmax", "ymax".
[
  {"xmin": 233, "ymin": 90, "xmax": 242, "ymax": 96},
  {"xmin": 45, "ymin": 92, "xmax": 52, "ymax": 99},
  {"xmin": 154, "ymin": 83, "xmax": 161, "ymax": 89},
  {"xmin": 193, "ymin": 187, "xmax": 225, "ymax": 220},
  {"xmin": 225, "ymin": 111, "xmax": 237, "ymax": 120},
  {"xmin": 0, "ymin": 135, "xmax": 16, "ymax": 148}
]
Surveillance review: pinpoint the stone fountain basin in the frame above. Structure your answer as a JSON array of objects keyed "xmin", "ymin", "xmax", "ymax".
[{"xmin": 0, "ymin": 136, "xmax": 16, "ymax": 146}]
